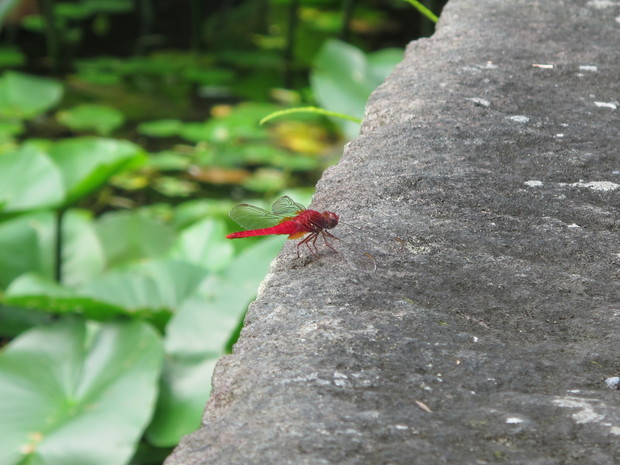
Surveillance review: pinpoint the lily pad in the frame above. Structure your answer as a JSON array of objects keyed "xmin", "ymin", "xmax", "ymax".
[
  {"xmin": 0, "ymin": 145, "xmax": 65, "ymax": 214},
  {"xmin": 0, "ymin": 212, "xmax": 54, "ymax": 289},
  {"xmin": 80, "ymin": 259, "xmax": 208, "ymax": 315},
  {"xmin": 310, "ymin": 39, "xmax": 402, "ymax": 138},
  {"xmin": 169, "ymin": 217, "xmax": 234, "ymax": 272},
  {"xmin": 0, "ymin": 71, "xmax": 63, "ymax": 119},
  {"xmin": 95, "ymin": 210, "xmax": 176, "ymax": 268},
  {"xmin": 4, "ymin": 273, "xmax": 129, "ymax": 321},
  {"xmin": 147, "ymin": 237, "xmax": 284, "ymax": 446},
  {"xmin": 137, "ymin": 119, "xmax": 184, "ymax": 138},
  {"xmin": 0, "ymin": 319, "xmax": 163, "ymax": 465},
  {"xmin": 48, "ymin": 137, "xmax": 146, "ymax": 206},
  {"xmin": 56, "ymin": 104, "xmax": 125, "ymax": 135}
]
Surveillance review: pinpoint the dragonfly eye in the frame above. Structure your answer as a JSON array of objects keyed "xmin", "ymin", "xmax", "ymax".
[{"xmin": 323, "ymin": 211, "xmax": 339, "ymax": 229}]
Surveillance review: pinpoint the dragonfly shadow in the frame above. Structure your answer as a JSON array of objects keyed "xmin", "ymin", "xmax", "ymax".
[
  {"xmin": 331, "ymin": 236, "xmax": 377, "ymax": 273},
  {"xmin": 287, "ymin": 233, "xmax": 377, "ymax": 273}
]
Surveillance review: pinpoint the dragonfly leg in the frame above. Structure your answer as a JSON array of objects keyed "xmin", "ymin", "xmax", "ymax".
[
  {"xmin": 308, "ymin": 232, "xmax": 321, "ymax": 255},
  {"xmin": 321, "ymin": 230, "xmax": 339, "ymax": 253},
  {"xmin": 307, "ymin": 232, "xmax": 321, "ymax": 256},
  {"xmin": 297, "ymin": 232, "xmax": 320, "ymax": 257},
  {"xmin": 295, "ymin": 240, "xmax": 303, "ymax": 258}
]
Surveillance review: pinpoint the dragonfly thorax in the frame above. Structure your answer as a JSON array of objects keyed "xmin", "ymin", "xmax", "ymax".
[
  {"xmin": 321, "ymin": 211, "xmax": 339, "ymax": 230},
  {"xmin": 297, "ymin": 209, "xmax": 339, "ymax": 232}
]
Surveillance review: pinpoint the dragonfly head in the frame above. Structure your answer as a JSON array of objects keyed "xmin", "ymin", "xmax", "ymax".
[{"xmin": 322, "ymin": 211, "xmax": 339, "ymax": 229}]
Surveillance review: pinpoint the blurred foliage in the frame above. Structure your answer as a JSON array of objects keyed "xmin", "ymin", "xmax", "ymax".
[{"xmin": 0, "ymin": 0, "xmax": 445, "ymax": 464}]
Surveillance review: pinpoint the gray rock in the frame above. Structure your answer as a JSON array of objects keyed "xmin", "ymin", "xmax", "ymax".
[{"xmin": 165, "ymin": 0, "xmax": 620, "ymax": 463}]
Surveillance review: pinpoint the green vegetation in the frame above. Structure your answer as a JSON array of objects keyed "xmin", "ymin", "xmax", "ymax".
[{"xmin": 0, "ymin": 1, "xmax": 442, "ymax": 464}]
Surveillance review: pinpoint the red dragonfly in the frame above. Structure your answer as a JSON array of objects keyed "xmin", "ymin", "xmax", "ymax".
[{"xmin": 226, "ymin": 196, "xmax": 376, "ymax": 271}]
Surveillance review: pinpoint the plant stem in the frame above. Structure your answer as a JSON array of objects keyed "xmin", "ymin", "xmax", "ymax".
[
  {"xmin": 339, "ymin": 0, "xmax": 357, "ymax": 41},
  {"xmin": 402, "ymin": 0, "xmax": 439, "ymax": 23},
  {"xmin": 260, "ymin": 106, "xmax": 362, "ymax": 125},
  {"xmin": 36, "ymin": 0, "xmax": 63, "ymax": 72}
]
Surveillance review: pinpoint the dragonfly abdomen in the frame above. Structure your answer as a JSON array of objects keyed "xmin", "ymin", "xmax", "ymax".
[{"xmin": 226, "ymin": 220, "xmax": 301, "ymax": 239}]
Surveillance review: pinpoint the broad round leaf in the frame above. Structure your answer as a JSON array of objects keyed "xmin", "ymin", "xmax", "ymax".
[
  {"xmin": 0, "ymin": 212, "xmax": 54, "ymax": 288},
  {"xmin": 178, "ymin": 103, "xmax": 277, "ymax": 143},
  {"xmin": 0, "ymin": 209, "xmax": 105, "ymax": 291},
  {"xmin": 137, "ymin": 119, "xmax": 183, "ymax": 138},
  {"xmin": 62, "ymin": 209, "xmax": 106, "ymax": 287},
  {"xmin": 310, "ymin": 39, "xmax": 402, "ymax": 138},
  {"xmin": 4, "ymin": 273, "xmax": 130, "ymax": 321},
  {"xmin": 48, "ymin": 137, "xmax": 146, "ymax": 206},
  {"xmin": 310, "ymin": 39, "xmax": 371, "ymax": 119},
  {"xmin": 0, "ymin": 319, "xmax": 163, "ymax": 465},
  {"xmin": 367, "ymin": 48, "xmax": 404, "ymax": 80},
  {"xmin": 0, "ymin": 119, "xmax": 23, "ymax": 142},
  {"xmin": 56, "ymin": 104, "xmax": 125, "ymax": 135},
  {"xmin": 0, "ymin": 46, "xmax": 24, "ymax": 68},
  {"xmin": 80, "ymin": 259, "xmax": 208, "ymax": 313},
  {"xmin": 0, "ymin": 145, "xmax": 65, "ymax": 214},
  {"xmin": 0, "ymin": 71, "xmax": 63, "ymax": 119},
  {"xmin": 95, "ymin": 210, "xmax": 176, "ymax": 269},
  {"xmin": 169, "ymin": 217, "xmax": 233, "ymax": 272},
  {"xmin": 147, "ymin": 237, "xmax": 284, "ymax": 446}
]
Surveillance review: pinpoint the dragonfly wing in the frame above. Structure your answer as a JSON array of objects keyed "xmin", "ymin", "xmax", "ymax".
[
  {"xmin": 271, "ymin": 196, "xmax": 306, "ymax": 217},
  {"xmin": 229, "ymin": 204, "xmax": 285, "ymax": 229}
]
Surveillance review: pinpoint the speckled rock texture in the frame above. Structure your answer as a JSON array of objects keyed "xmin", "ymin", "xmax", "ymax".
[{"xmin": 165, "ymin": 0, "xmax": 619, "ymax": 463}]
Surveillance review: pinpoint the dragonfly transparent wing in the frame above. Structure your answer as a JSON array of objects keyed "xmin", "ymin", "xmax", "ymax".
[
  {"xmin": 271, "ymin": 196, "xmax": 306, "ymax": 217},
  {"xmin": 229, "ymin": 204, "xmax": 285, "ymax": 230}
]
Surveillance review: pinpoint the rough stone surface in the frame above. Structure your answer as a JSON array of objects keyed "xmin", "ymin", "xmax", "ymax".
[{"xmin": 165, "ymin": 0, "xmax": 619, "ymax": 463}]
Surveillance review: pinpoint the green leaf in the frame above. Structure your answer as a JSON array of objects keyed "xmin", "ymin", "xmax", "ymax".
[
  {"xmin": 367, "ymin": 48, "xmax": 405, "ymax": 80},
  {"xmin": 56, "ymin": 104, "xmax": 125, "ymax": 135},
  {"xmin": 4, "ymin": 274, "xmax": 130, "ymax": 321},
  {"xmin": 0, "ymin": 71, "xmax": 63, "ymax": 119},
  {"xmin": 0, "ymin": 145, "xmax": 65, "ymax": 214},
  {"xmin": 311, "ymin": 40, "xmax": 371, "ymax": 118},
  {"xmin": 19, "ymin": 15, "xmax": 44, "ymax": 33},
  {"xmin": 178, "ymin": 103, "xmax": 278, "ymax": 143},
  {"xmin": 0, "ymin": 319, "xmax": 163, "ymax": 465},
  {"xmin": 0, "ymin": 119, "xmax": 23, "ymax": 142},
  {"xmin": 148, "ymin": 353, "xmax": 218, "ymax": 447},
  {"xmin": 137, "ymin": 119, "xmax": 183, "ymax": 138},
  {"xmin": 233, "ymin": 144, "xmax": 321, "ymax": 171},
  {"xmin": 62, "ymin": 210, "xmax": 106, "ymax": 287},
  {"xmin": 152, "ymin": 176, "xmax": 197, "ymax": 198},
  {"xmin": 55, "ymin": 0, "xmax": 132, "ymax": 19},
  {"xmin": 146, "ymin": 150, "xmax": 192, "ymax": 171},
  {"xmin": 169, "ymin": 217, "xmax": 234, "ymax": 272},
  {"xmin": 170, "ymin": 199, "xmax": 232, "ymax": 231},
  {"xmin": 177, "ymin": 121, "xmax": 224, "ymax": 143},
  {"xmin": 0, "ymin": 305, "xmax": 51, "ymax": 339},
  {"xmin": 0, "ymin": 212, "xmax": 54, "ymax": 289},
  {"xmin": 310, "ymin": 39, "xmax": 402, "ymax": 138},
  {"xmin": 0, "ymin": 209, "xmax": 104, "ymax": 291},
  {"xmin": 80, "ymin": 259, "xmax": 208, "ymax": 314},
  {"xmin": 48, "ymin": 137, "xmax": 146, "ymax": 206},
  {"xmin": 242, "ymin": 168, "xmax": 286, "ymax": 192},
  {"xmin": 147, "ymin": 237, "xmax": 283, "ymax": 446},
  {"xmin": 213, "ymin": 102, "xmax": 280, "ymax": 139},
  {"xmin": 95, "ymin": 210, "xmax": 176, "ymax": 269},
  {"xmin": 182, "ymin": 67, "xmax": 234, "ymax": 86},
  {"xmin": 4, "ymin": 260, "xmax": 204, "ymax": 326}
]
